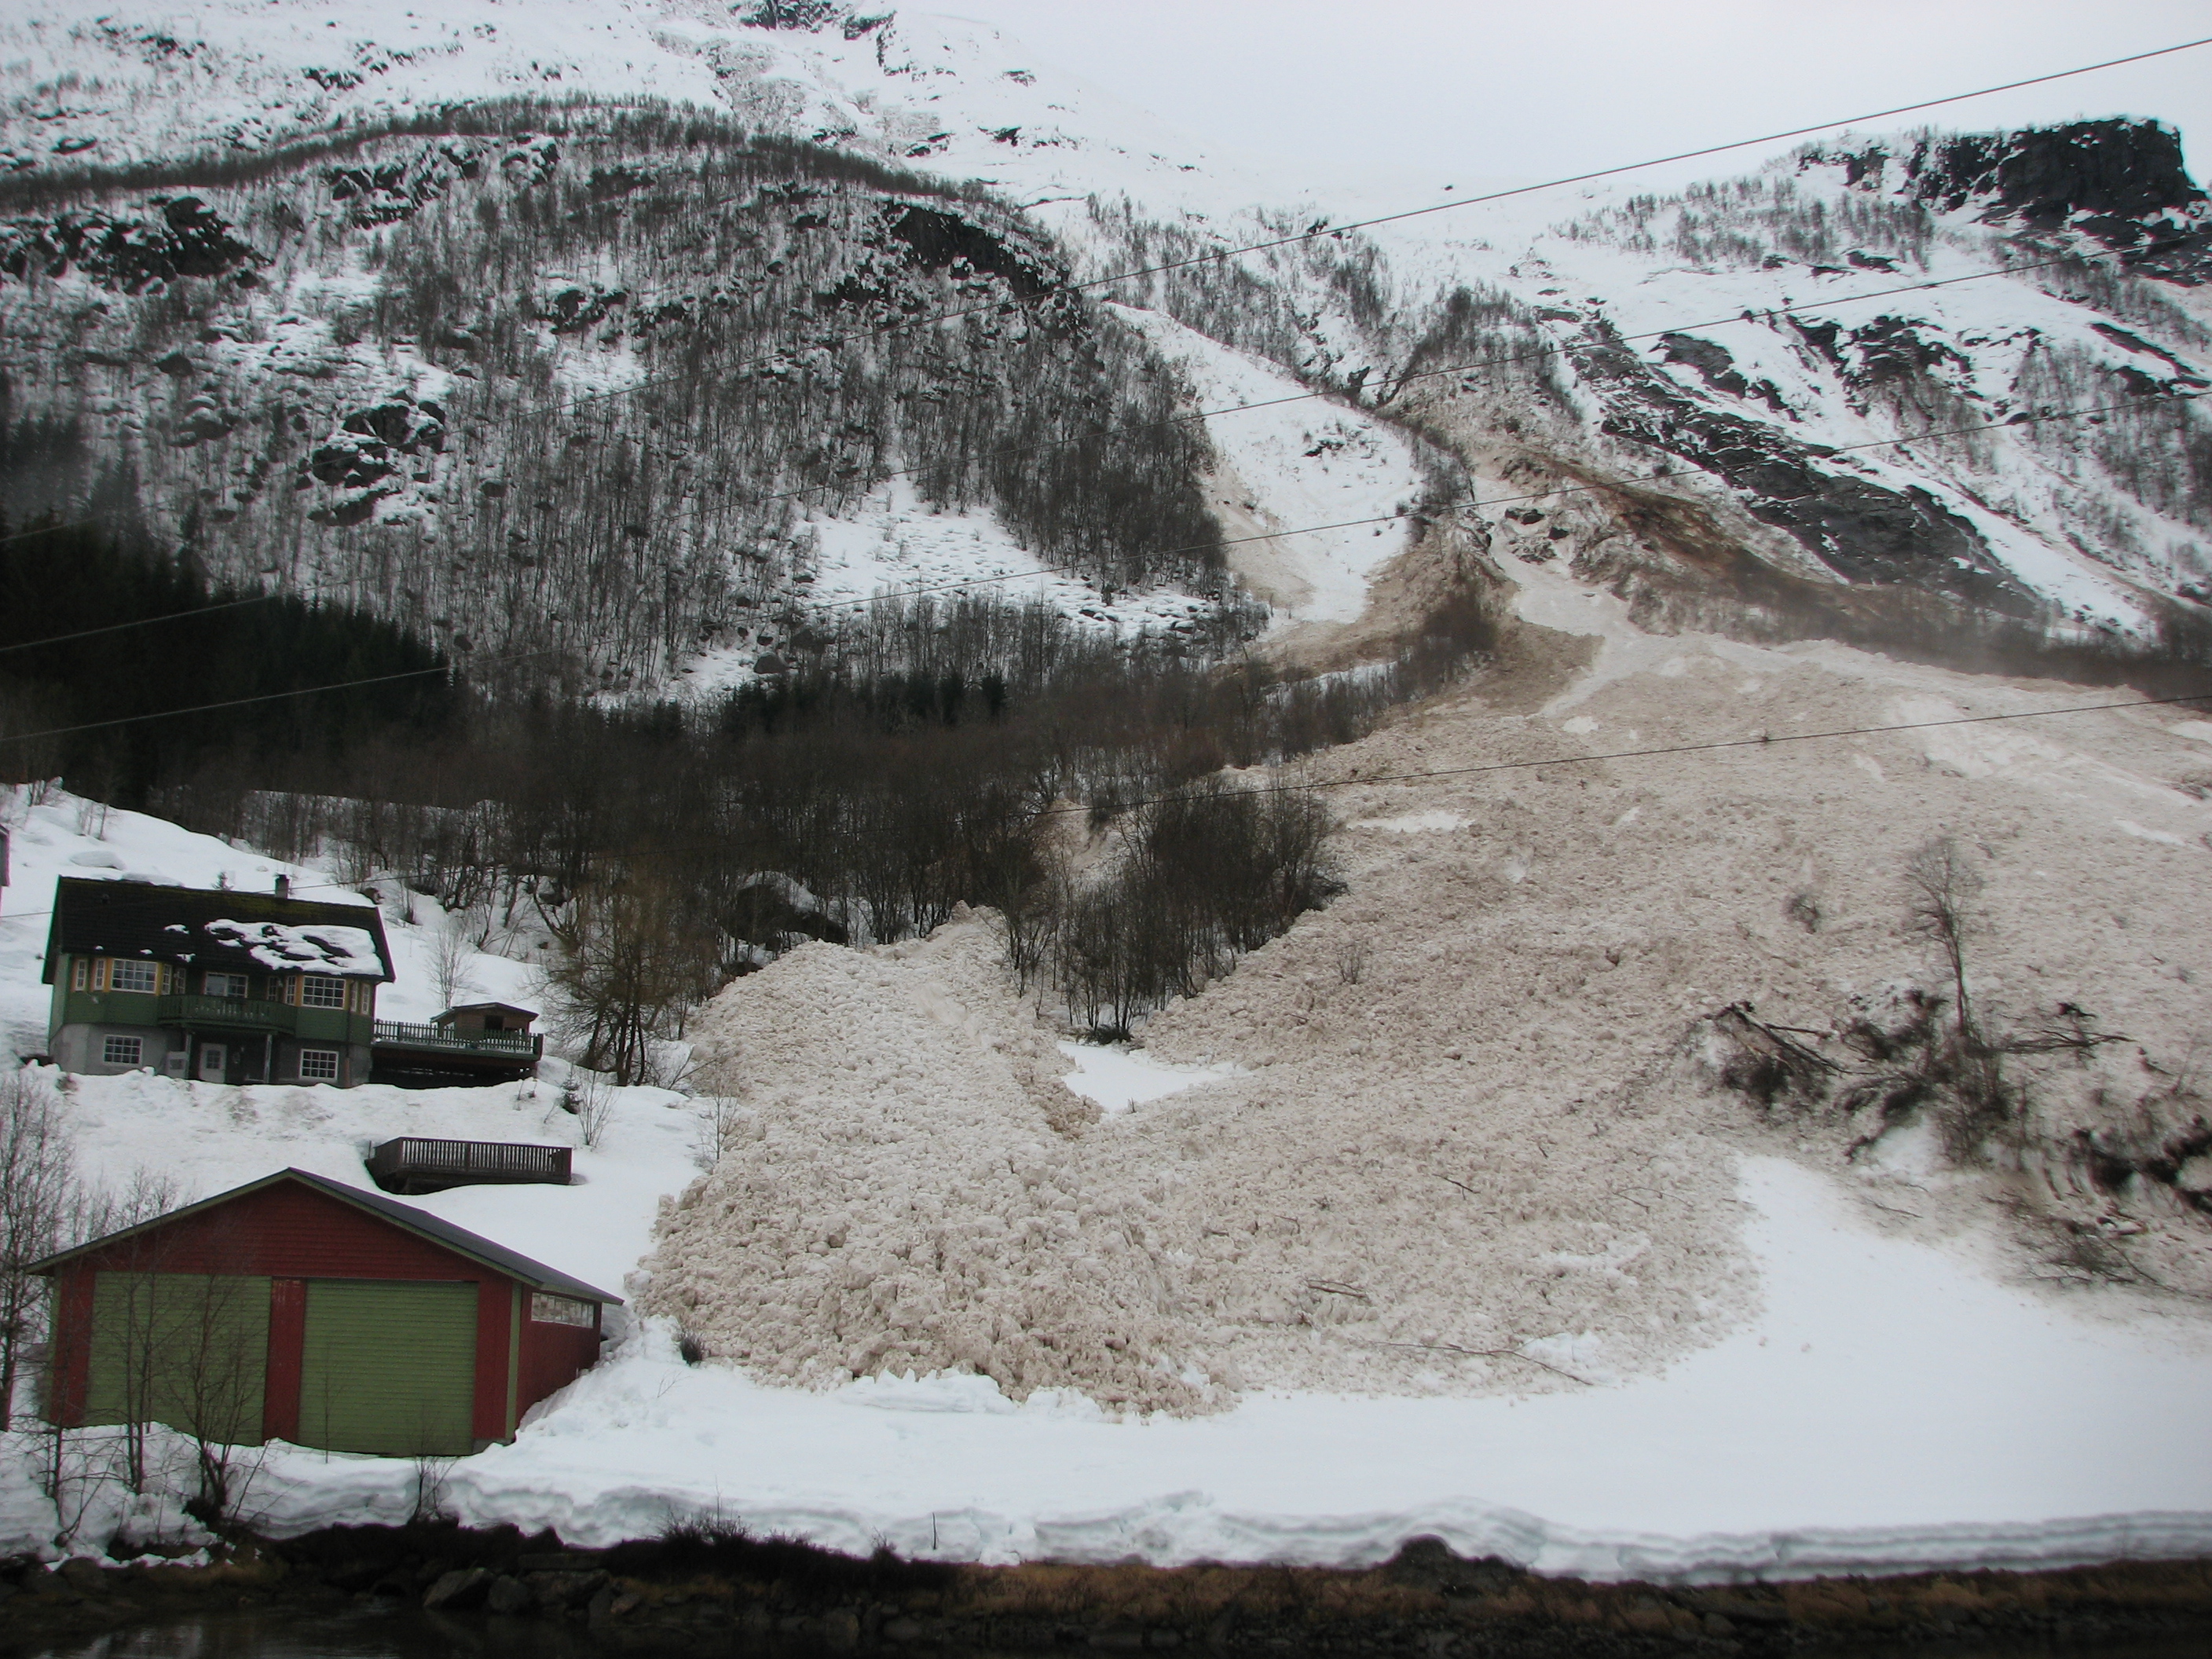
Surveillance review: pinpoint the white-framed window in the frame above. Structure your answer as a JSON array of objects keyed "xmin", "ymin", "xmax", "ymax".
[
  {"xmin": 71, "ymin": 958, "xmax": 88, "ymax": 991},
  {"xmin": 102, "ymin": 1035, "xmax": 144, "ymax": 1068},
  {"xmin": 530, "ymin": 1292, "xmax": 594, "ymax": 1328},
  {"xmin": 300, "ymin": 974, "xmax": 346, "ymax": 1009},
  {"xmin": 204, "ymin": 971, "xmax": 249, "ymax": 999},
  {"xmin": 297, "ymin": 1047, "xmax": 340, "ymax": 1082},
  {"xmin": 107, "ymin": 960, "xmax": 159, "ymax": 993}
]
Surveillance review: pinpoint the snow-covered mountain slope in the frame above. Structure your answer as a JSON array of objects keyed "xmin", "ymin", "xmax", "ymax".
[
  {"xmin": 1407, "ymin": 124, "xmax": 2212, "ymax": 632},
  {"xmin": 1109, "ymin": 304, "xmax": 1426, "ymax": 627},
  {"xmin": 1086, "ymin": 118, "xmax": 2212, "ymax": 643},
  {"xmin": 0, "ymin": 2, "xmax": 1275, "ymax": 222},
  {"xmin": 5, "ymin": 3, "xmax": 2209, "ymax": 674}
]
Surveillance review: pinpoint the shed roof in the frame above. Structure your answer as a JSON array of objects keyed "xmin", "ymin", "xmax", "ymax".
[
  {"xmin": 42, "ymin": 877, "xmax": 394, "ymax": 983},
  {"xmin": 28, "ymin": 1168, "xmax": 620, "ymax": 1305},
  {"xmin": 435, "ymin": 1002, "xmax": 540, "ymax": 1024}
]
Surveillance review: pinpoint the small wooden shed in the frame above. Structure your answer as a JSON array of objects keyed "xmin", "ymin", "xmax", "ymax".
[
  {"xmin": 35, "ymin": 1169, "xmax": 619, "ymax": 1457},
  {"xmin": 434, "ymin": 1002, "xmax": 539, "ymax": 1035}
]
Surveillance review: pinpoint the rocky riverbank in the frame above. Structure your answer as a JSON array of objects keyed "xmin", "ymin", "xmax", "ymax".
[{"xmin": 5, "ymin": 1525, "xmax": 2212, "ymax": 1657}]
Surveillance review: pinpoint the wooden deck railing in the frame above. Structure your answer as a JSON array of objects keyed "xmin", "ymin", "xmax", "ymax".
[
  {"xmin": 157, "ymin": 994, "xmax": 293, "ymax": 1031},
  {"xmin": 372, "ymin": 1019, "xmax": 540, "ymax": 1059},
  {"xmin": 366, "ymin": 1137, "xmax": 572, "ymax": 1193}
]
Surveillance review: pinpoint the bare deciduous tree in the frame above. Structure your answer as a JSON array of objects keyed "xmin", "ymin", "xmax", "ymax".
[
  {"xmin": 428, "ymin": 920, "xmax": 482, "ymax": 1012},
  {"xmin": 549, "ymin": 874, "xmax": 723, "ymax": 1086},
  {"xmin": 690, "ymin": 1096, "xmax": 752, "ymax": 1173},
  {"xmin": 0, "ymin": 1069, "xmax": 75, "ymax": 1430},
  {"xmin": 1904, "ymin": 833, "xmax": 1984, "ymax": 1042}
]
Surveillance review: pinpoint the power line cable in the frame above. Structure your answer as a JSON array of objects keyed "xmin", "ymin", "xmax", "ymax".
[
  {"xmin": 37, "ymin": 60, "xmax": 2071, "ymax": 654},
  {"xmin": 0, "ymin": 647, "xmax": 561, "ymax": 749},
  {"xmin": 0, "ymin": 592, "xmax": 284, "ymax": 657},
  {"xmin": 5, "ymin": 231, "xmax": 2192, "ymax": 661},
  {"xmin": 0, "ymin": 388, "xmax": 2187, "ymax": 742},
  {"xmin": 791, "ymin": 391, "xmax": 2193, "ymax": 617},
  {"xmin": 547, "ymin": 35, "xmax": 2212, "ymax": 421},
  {"xmin": 4, "ymin": 683, "xmax": 2207, "ymax": 928},
  {"xmin": 737, "ymin": 234, "xmax": 2211, "ymax": 512},
  {"xmin": 5, "ymin": 229, "xmax": 2188, "ymax": 671}
]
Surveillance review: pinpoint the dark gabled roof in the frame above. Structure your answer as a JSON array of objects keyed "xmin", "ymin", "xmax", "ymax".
[
  {"xmin": 436, "ymin": 1002, "xmax": 540, "ymax": 1024},
  {"xmin": 42, "ymin": 876, "xmax": 394, "ymax": 984},
  {"xmin": 28, "ymin": 1168, "xmax": 620, "ymax": 1304}
]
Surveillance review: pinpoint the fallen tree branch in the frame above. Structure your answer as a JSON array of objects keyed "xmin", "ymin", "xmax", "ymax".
[
  {"xmin": 1305, "ymin": 1280, "xmax": 1371, "ymax": 1302},
  {"xmin": 1383, "ymin": 1341, "xmax": 1592, "ymax": 1386}
]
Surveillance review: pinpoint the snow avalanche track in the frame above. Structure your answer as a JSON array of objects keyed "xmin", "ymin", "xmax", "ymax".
[{"xmin": 621, "ymin": 569, "xmax": 2212, "ymax": 1575}]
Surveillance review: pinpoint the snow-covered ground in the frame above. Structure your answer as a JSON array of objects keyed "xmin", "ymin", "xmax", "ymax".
[
  {"xmin": 241, "ymin": 1155, "xmax": 2208, "ymax": 1581},
  {"xmin": 1057, "ymin": 1040, "xmax": 1243, "ymax": 1116},
  {"xmin": 9, "ymin": 1147, "xmax": 2205, "ymax": 1584},
  {"xmin": 1108, "ymin": 306, "xmax": 1425, "ymax": 626},
  {"xmin": 0, "ymin": 3, "xmax": 1284, "ymax": 228},
  {"xmin": 668, "ymin": 481, "xmax": 1232, "ymax": 700},
  {"xmin": 6, "ymin": 0, "xmax": 2212, "ymax": 1587}
]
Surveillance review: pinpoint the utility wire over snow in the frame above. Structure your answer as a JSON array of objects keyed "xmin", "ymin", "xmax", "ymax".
[
  {"xmin": 2, "ymin": 204, "xmax": 2199, "ymax": 653},
  {"xmin": 14, "ymin": 673, "xmax": 2200, "ymax": 932},
  {"xmin": 548, "ymin": 35, "xmax": 2212, "ymax": 421},
  {"xmin": 0, "ymin": 390, "xmax": 2196, "ymax": 760},
  {"xmin": 0, "ymin": 381, "xmax": 2201, "ymax": 789}
]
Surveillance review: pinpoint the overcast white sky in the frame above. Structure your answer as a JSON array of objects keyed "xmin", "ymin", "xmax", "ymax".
[{"xmin": 935, "ymin": 2, "xmax": 2212, "ymax": 201}]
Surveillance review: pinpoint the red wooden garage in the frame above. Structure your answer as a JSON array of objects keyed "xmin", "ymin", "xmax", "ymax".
[{"xmin": 35, "ymin": 1169, "xmax": 620, "ymax": 1456}]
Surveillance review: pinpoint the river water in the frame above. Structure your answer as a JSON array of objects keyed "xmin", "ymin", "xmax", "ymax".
[{"xmin": 23, "ymin": 1610, "xmax": 2212, "ymax": 1659}]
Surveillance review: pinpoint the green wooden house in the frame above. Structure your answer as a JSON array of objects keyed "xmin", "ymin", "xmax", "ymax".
[{"xmin": 42, "ymin": 877, "xmax": 395, "ymax": 1087}]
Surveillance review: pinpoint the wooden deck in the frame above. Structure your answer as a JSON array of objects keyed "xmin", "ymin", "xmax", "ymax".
[{"xmin": 366, "ymin": 1137, "xmax": 572, "ymax": 1195}]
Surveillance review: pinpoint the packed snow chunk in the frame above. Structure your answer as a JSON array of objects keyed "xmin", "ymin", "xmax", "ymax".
[
  {"xmin": 650, "ymin": 911, "xmax": 1751, "ymax": 1414},
  {"xmin": 642, "ymin": 914, "xmax": 1221, "ymax": 1412},
  {"xmin": 2114, "ymin": 819, "xmax": 2190, "ymax": 848},
  {"xmin": 203, "ymin": 918, "xmax": 383, "ymax": 974},
  {"xmin": 1353, "ymin": 811, "xmax": 1468, "ymax": 833},
  {"xmin": 0, "ymin": 1437, "xmax": 60, "ymax": 1560}
]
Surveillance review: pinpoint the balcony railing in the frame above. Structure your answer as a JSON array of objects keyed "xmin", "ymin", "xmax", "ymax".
[
  {"xmin": 367, "ymin": 1137, "xmax": 571, "ymax": 1194},
  {"xmin": 156, "ymin": 994, "xmax": 294, "ymax": 1032},
  {"xmin": 372, "ymin": 1020, "xmax": 540, "ymax": 1060}
]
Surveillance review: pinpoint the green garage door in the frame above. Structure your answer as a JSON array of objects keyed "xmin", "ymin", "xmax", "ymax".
[
  {"xmin": 86, "ymin": 1273, "xmax": 269, "ymax": 1445},
  {"xmin": 298, "ymin": 1280, "xmax": 478, "ymax": 1456}
]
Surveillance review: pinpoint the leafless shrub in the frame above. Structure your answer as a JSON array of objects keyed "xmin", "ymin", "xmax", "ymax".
[
  {"xmin": 1784, "ymin": 890, "xmax": 1822, "ymax": 933},
  {"xmin": 410, "ymin": 1453, "xmax": 457, "ymax": 1524},
  {"xmin": 548, "ymin": 875, "xmax": 722, "ymax": 1086},
  {"xmin": 1047, "ymin": 781, "xmax": 1341, "ymax": 1035},
  {"xmin": 1709, "ymin": 1005, "xmax": 1837, "ymax": 1112},
  {"xmin": 690, "ymin": 1096, "xmax": 752, "ymax": 1173},
  {"xmin": 565, "ymin": 1071, "xmax": 617, "ymax": 1150},
  {"xmin": 1335, "ymin": 938, "xmax": 1369, "ymax": 986},
  {"xmin": 1718, "ymin": 840, "xmax": 2137, "ymax": 1168},
  {"xmin": 427, "ymin": 921, "xmax": 481, "ymax": 1012}
]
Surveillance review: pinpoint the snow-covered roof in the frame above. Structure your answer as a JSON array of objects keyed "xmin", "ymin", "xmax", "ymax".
[
  {"xmin": 203, "ymin": 918, "xmax": 385, "ymax": 976},
  {"xmin": 41, "ymin": 877, "xmax": 394, "ymax": 983}
]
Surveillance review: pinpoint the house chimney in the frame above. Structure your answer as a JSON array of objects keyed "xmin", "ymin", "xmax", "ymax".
[{"xmin": 274, "ymin": 874, "xmax": 291, "ymax": 899}]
